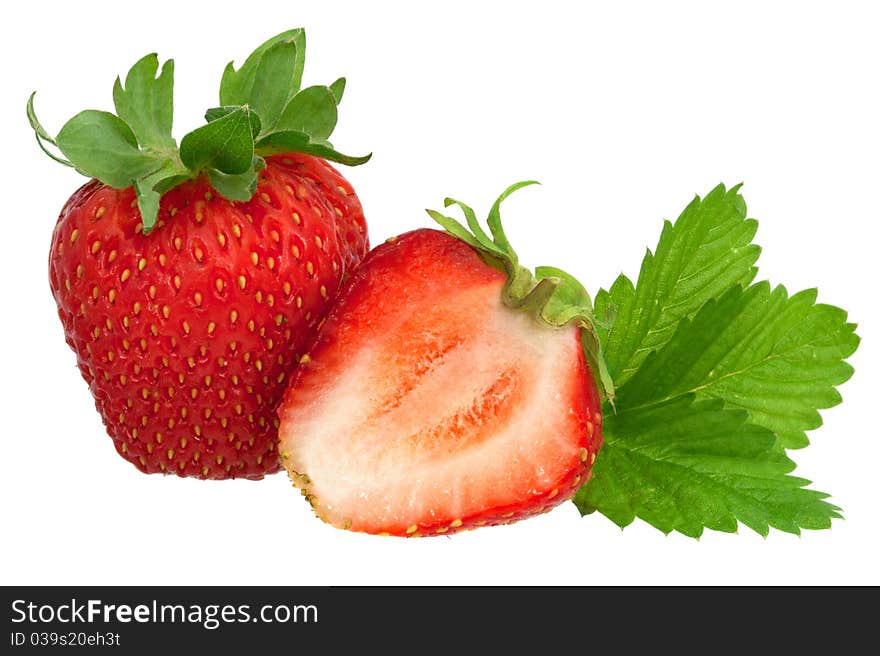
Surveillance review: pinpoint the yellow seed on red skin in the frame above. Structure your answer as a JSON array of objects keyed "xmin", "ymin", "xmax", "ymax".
[
  {"xmin": 450, "ymin": 519, "xmax": 463, "ymax": 528},
  {"xmin": 158, "ymin": 253, "xmax": 167, "ymax": 266},
  {"xmin": 207, "ymin": 321, "xmax": 216, "ymax": 334},
  {"xmin": 292, "ymin": 212, "xmax": 301, "ymax": 225},
  {"xmin": 217, "ymin": 232, "xmax": 226, "ymax": 247},
  {"xmin": 174, "ymin": 237, "xmax": 182, "ymax": 251},
  {"xmin": 173, "ymin": 275, "xmax": 181, "ymax": 289},
  {"xmin": 183, "ymin": 320, "xmax": 190, "ymax": 335},
  {"xmin": 306, "ymin": 261, "xmax": 314, "ymax": 276},
  {"xmin": 238, "ymin": 275, "xmax": 246, "ymax": 290},
  {"xmin": 406, "ymin": 525, "xmax": 418, "ymax": 534},
  {"xmin": 148, "ymin": 285, "xmax": 157, "ymax": 299},
  {"xmin": 76, "ymin": 264, "xmax": 84, "ymax": 278},
  {"xmin": 121, "ymin": 269, "xmax": 131, "ymax": 283},
  {"xmin": 133, "ymin": 301, "xmax": 141, "ymax": 315},
  {"xmin": 92, "ymin": 286, "xmax": 99, "ymax": 300},
  {"xmin": 70, "ymin": 229, "xmax": 80, "ymax": 243},
  {"xmin": 138, "ymin": 258, "xmax": 147, "ymax": 271},
  {"xmin": 193, "ymin": 292, "xmax": 203, "ymax": 306},
  {"xmin": 232, "ymin": 224, "xmax": 241, "ymax": 238},
  {"xmin": 230, "ymin": 310, "xmax": 238, "ymax": 324},
  {"xmin": 270, "ymin": 230, "xmax": 280, "ymax": 243},
  {"xmin": 260, "ymin": 192, "xmax": 271, "ymax": 203},
  {"xmin": 291, "ymin": 245, "xmax": 300, "ymax": 258},
  {"xmin": 162, "ymin": 305, "xmax": 170, "ymax": 319},
  {"xmin": 579, "ymin": 448, "xmax": 589, "ymax": 462},
  {"xmin": 108, "ymin": 289, "xmax": 117, "ymax": 303},
  {"xmin": 95, "ymin": 207, "xmax": 106, "ymax": 219}
]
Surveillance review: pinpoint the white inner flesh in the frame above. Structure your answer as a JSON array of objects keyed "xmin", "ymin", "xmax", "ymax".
[{"xmin": 281, "ymin": 291, "xmax": 579, "ymax": 529}]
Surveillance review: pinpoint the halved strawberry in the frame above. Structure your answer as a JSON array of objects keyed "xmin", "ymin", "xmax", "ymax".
[{"xmin": 278, "ymin": 183, "xmax": 612, "ymax": 535}]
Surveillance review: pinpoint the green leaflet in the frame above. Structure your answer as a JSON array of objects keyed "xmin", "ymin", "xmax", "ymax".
[
  {"xmin": 574, "ymin": 396, "xmax": 840, "ymax": 537},
  {"xmin": 615, "ymin": 283, "xmax": 859, "ymax": 449},
  {"xmin": 595, "ymin": 184, "xmax": 761, "ymax": 387},
  {"xmin": 29, "ymin": 28, "xmax": 369, "ymax": 234},
  {"xmin": 579, "ymin": 183, "xmax": 859, "ymax": 536}
]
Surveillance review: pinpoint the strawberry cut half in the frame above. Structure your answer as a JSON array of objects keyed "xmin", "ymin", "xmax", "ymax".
[{"xmin": 278, "ymin": 183, "xmax": 612, "ymax": 536}]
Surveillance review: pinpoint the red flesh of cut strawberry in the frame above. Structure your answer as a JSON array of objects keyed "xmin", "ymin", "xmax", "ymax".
[{"xmin": 278, "ymin": 229, "xmax": 602, "ymax": 535}]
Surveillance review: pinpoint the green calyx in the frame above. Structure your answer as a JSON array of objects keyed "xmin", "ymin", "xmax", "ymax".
[
  {"xmin": 27, "ymin": 29, "xmax": 370, "ymax": 234},
  {"xmin": 427, "ymin": 182, "xmax": 616, "ymax": 405}
]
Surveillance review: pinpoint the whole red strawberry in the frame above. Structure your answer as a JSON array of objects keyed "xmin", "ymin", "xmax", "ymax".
[
  {"xmin": 30, "ymin": 30, "xmax": 370, "ymax": 479},
  {"xmin": 277, "ymin": 183, "xmax": 613, "ymax": 535}
]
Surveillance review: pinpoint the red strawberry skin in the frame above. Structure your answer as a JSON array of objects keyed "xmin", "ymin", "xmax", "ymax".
[
  {"xmin": 49, "ymin": 153, "xmax": 368, "ymax": 479},
  {"xmin": 277, "ymin": 229, "xmax": 602, "ymax": 535}
]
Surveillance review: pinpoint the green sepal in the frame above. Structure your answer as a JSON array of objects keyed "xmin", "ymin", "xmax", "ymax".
[
  {"xmin": 208, "ymin": 156, "xmax": 265, "ymax": 202},
  {"xmin": 26, "ymin": 92, "xmax": 73, "ymax": 167},
  {"xmin": 427, "ymin": 183, "xmax": 615, "ymax": 404},
  {"xmin": 30, "ymin": 28, "xmax": 370, "ymax": 236},
  {"xmin": 255, "ymin": 130, "xmax": 371, "ymax": 166},
  {"xmin": 274, "ymin": 85, "xmax": 339, "ymax": 142},
  {"xmin": 329, "ymin": 77, "xmax": 346, "ymax": 104},
  {"xmin": 204, "ymin": 106, "xmax": 262, "ymax": 137},
  {"xmin": 220, "ymin": 29, "xmax": 306, "ymax": 118},
  {"xmin": 112, "ymin": 53, "xmax": 176, "ymax": 151},
  {"xmin": 179, "ymin": 106, "xmax": 256, "ymax": 174},
  {"xmin": 133, "ymin": 159, "xmax": 190, "ymax": 233},
  {"xmin": 56, "ymin": 110, "xmax": 158, "ymax": 188}
]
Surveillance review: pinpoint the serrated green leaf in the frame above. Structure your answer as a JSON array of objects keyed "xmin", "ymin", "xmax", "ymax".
[
  {"xmin": 595, "ymin": 184, "xmax": 761, "ymax": 387},
  {"xmin": 574, "ymin": 396, "xmax": 841, "ymax": 537},
  {"xmin": 616, "ymin": 282, "xmax": 859, "ymax": 449},
  {"xmin": 56, "ymin": 110, "xmax": 158, "ymax": 188},
  {"xmin": 255, "ymin": 130, "xmax": 371, "ymax": 166},
  {"xmin": 180, "ymin": 107, "xmax": 255, "ymax": 174},
  {"xmin": 112, "ymin": 53, "xmax": 176, "ymax": 151},
  {"xmin": 275, "ymin": 86, "xmax": 339, "ymax": 141},
  {"xmin": 220, "ymin": 29, "xmax": 305, "ymax": 113}
]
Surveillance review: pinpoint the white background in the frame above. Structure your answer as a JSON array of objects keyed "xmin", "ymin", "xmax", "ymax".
[{"xmin": 1, "ymin": 0, "xmax": 877, "ymax": 585}]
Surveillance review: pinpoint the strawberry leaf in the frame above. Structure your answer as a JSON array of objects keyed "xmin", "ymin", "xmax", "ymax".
[
  {"xmin": 207, "ymin": 156, "xmax": 265, "ymax": 202},
  {"xmin": 255, "ymin": 130, "xmax": 371, "ymax": 166},
  {"xmin": 179, "ymin": 106, "xmax": 256, "ymax": 175},
  {"xmin": 274, "ymin": 85, "xmax": 339, "ymax": 141},
  {"xmin": 574, "ymin": 396, "xmax": 841, "ymax": 537},
  {"xmin": 112, "ymin": 53, "xmax": 176, "ymax": 152},
  {"xmin": 31, "ymin": 28, "xmax": 370, "ymax": 228},
  {"xmin": 220, "ymin": 29, "xmax": 306, "ymax": 119},
  {"xmin": 595, "ymin": 184, "xmax": 761, "ymax": 387},
  {"xmin": 55, "ymin": 110, "xmax": 158, "ymax": 188},
  {"xmin": 615, "ymin": 283, "xmax": 859, "ymax": 449}
]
